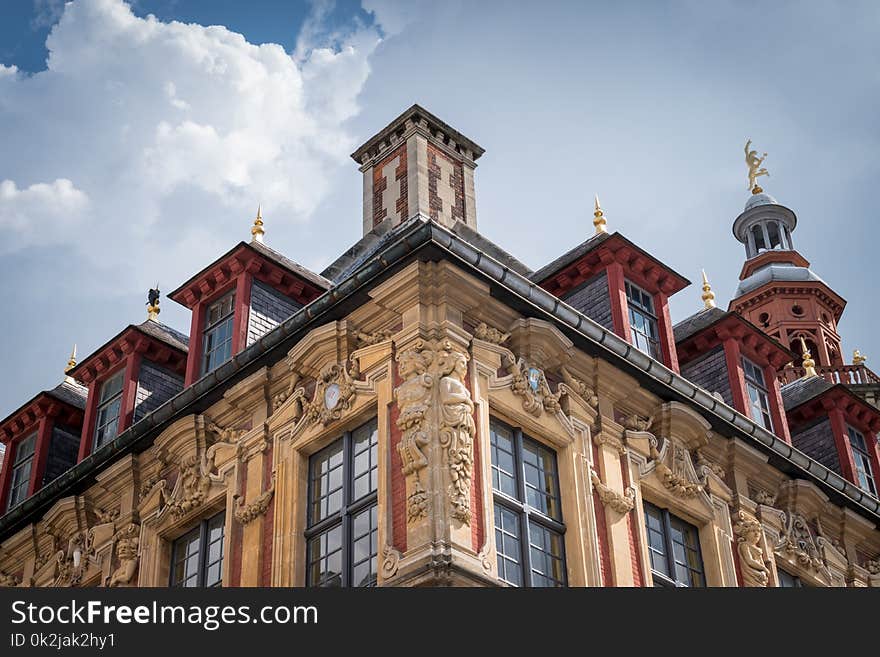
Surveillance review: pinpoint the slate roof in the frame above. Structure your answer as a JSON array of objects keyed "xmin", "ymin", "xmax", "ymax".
[
  {"xmin": 46, "ymin": 379, "xmax": 88, "ymax": 410},
  {"xmin": 780, "ymin": 376, "xmax": 835, "ymax": 411},
  {"xmin": 530, "ymin": 232, "xmax": 613, "ymax": 283},
  {"xmin": 137, "ymin": 319, "xmax": 189, "ymax": 352},
  {"xmin": 672, "ymin": 307, "xmax": 728, "ymax": 343}
]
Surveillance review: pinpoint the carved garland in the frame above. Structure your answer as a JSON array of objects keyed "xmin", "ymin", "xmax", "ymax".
[
  {"xmin": 590, "ymin": 469, "xmax": 635, "ymax": 514},
  {"xmin": 234, "ymin": 482, "xmax": 276, "ymax": 525}
]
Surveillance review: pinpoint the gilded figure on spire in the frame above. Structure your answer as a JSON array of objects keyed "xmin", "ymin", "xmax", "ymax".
[{"xmin": 744, "ymin": 139, "xmax": 769, "ymax": 194}]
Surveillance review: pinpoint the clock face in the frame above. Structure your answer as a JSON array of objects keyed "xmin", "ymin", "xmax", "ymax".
[{"xmin": 324, "ymin": 383, "xmax": 341, "ymax": 410}]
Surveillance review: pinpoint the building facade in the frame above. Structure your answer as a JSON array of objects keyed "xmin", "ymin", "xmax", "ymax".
[{"xmin": 1, "ymin": 105, "xmax": 879, "ymax": 588}]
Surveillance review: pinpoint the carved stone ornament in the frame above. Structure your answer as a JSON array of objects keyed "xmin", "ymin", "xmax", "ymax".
[
  {"xmin": 437, "ymin": 342, "xmax": 476, "ymax": 525},
  {"xmin": 594, "ymin": 430, "xmax": 627, "ymax": 455},
  {"xmin": 775, "ymin": 512, "xmax": 826, "ymax": 573},
  {"xmin": 651, "ymin": 442, "xmax": 704, "ymax": 499},
  {"xmin": 55, "ymin": 532, "xmax": 92, "ymax": 587},
  {"xmin": 381, "ymin": 545, "xmax": 401, "ymax": 578},
  {"xmin": 733, "ymin": 511, "xmax": 769, "ymax": 587},
  {"xmin": 234, "ymin": 482, "xmax": 275, "ymax": 525},
  {"xmin": 108, "ymin": 523, "xmax": 140, "ymax": 587},
  {"xmin": 590, "ymin": 469, "xmax": 635, "ymax": 514},
  {"xmin": 95, "ymin": 507, "xmax": 120, "ymax": 525},
  {"xmin": 695, "ymin": 449, "xmax": 726, "ymax": 480},
  {"xmin": 503, "ymin": 354, "xmax": 564, "ymax": 418},
  {"xmin": 0, "ymin": 570, "xmax": 19, "ymax": 587},
  {"xmin": 753, "ymin": 490, "xmax": 776, "ymax": 506},
  {"xmin": 273, "ymin": 372, "xmax": 301, "ymax": 411},
  {"xmin": 163, "ymin": 452, "xmax": 216, "ymax": 519},
  {"xmin": 559, "ymin": 366, "xmax": 598, "ymax": 408},
  {"xmin": 357, "ymin": 328, "xmax": 395, "ymax": 347},
  {"xmin": 303, "ymin": 362, "xmax": 356, "ymax": 427},
  {"xmin": 623, "ymin": 414, "xmax": 652, "ymax": 433},
  {"xmin": 865, "ymin": 559, "xmax": 880, "ymax": 575},
  {"xmin": 473, "ymin": 322, "xmax": 510, "ymax": 345},
  {"xmin": 394, "ymin": 340, "xmax": 436, "ymax": 523}
]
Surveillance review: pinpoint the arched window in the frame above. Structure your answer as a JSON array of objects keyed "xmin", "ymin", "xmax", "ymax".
[{"xmin": 752, "ymin": 225, "xmax": 767, "ymax": 253}]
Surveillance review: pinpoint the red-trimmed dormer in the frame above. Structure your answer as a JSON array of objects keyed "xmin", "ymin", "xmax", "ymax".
[
  {"xmin": 0, "ymin": 369, "xmax": 87, "ymax": 512},
  {"xmin": 169, "ymin": 235, "xmax": 330, "ymax": 386},
  {"xmin": 68, "ymin": 319, "xmax": 188, "ymax": 460},
  {"xmin": 674, "ymin": 303, "xmax": 794, "ymax": 443},
  {"xmin": 531, "ymin": 203, "xmax": 689, "ymax": 372},
  {"xmin": 783, "ymin": 377, "xmax": 880, "ymax": 498}
]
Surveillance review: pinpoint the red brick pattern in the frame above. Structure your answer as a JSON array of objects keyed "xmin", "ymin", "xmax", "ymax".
[
  {"xmin": 230, "ymin": 460, "xmax": 246, "ymax": 587},
  {"xmin": 592, "ymin": 443, "xmax": 612, "ymax": 586},
  {"xmin": 427, "ymin": 143, "xmax": 465, "ymax": 223},
  {"xmin": 389, "ymin": 355, "xmax": 406, "ymax": 552},
  {"xmin": 260, "ymin": 442, "xmax": 274, "ymax": 587},
  {"xmin": 621, "ymin": 459, "xmax": 644, "ymax": 586},
  {"xmin": 372, "ymin": 144, "xmax": 408, "ymax": 228}
]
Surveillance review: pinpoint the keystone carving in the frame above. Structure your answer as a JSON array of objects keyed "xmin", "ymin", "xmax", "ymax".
[
  {"xmin": 733, "ymin": 511, "xmax": 769, "ymax": 587},
  {"xmin": 503, "ymin": 354, "xmax": 564, "ymax": 418},
  {"xmin": 590, "ymin": 469, "xmax": 635, "ymax": 514},
  {"xmin": 559, "ymin": 367, "xmax": 598, "ymax": 408},
  {"xmin": 108, "ymin": 523, "xmax": 140, "ymax": 587},
  {"xmin": 473, "ymin": 322, "xmax": 510, "ymax": 345},
  {"xmin": 394, "ymin": 340, "xmax": 436, "ymax": 523},
  {"xmin": 438, "ymin": 343, "xmax": 476, "ymax": 525},
  {"xmin": 234, "ymin": 482, "xmax": 275, "ymax": 525},
  {"xmin": 381, "ymin": 545, "xmax": 401, "ymax": 578},
  {"xmin": 303, "ymin": 362, "xmax": 356, "ymax": 427}
]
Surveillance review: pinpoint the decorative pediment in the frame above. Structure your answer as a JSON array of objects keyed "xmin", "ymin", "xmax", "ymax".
[
  {"xmin": 653, "ymin": 401, "xmax": 712, "ymax": 451},
  {"xmin": 772, "ymin": 510, "xmax": 833, "ymax": 582},
  {"xmin": 302, "ymin": 362, "xmax": 357, "ymax": 427},
  {"xmin": 502, "ymin": 353, "xmax": 564, "ymax": 418}
]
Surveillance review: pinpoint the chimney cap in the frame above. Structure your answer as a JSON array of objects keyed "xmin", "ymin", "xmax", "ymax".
[{"xmin": 350, "ymin": 103, "xmax": 485, "ymax": 165}]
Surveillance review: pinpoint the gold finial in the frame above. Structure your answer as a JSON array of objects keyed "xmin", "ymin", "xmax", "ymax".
[
  {"xmin": 799, "ymin": 337, "xmax": 817, "ymax": 378},
  {"xmin": 744, "ymin": 139, "xmax": 769, "ymax": 194},
  {"xmin": 65, "ymin": 344, "xmax": 77, "ymax": 374},
  {"xmin": 251, "ymin": 204, "xmax": 264, "ymax": 243},
  {"xmin": 147, "ymin": 285, "xmax": 161, "ymax": 321},
  {"xmin": 701, "ymin": 270, "xmax": 716, "ymax": 309},
  {"xmin": 853, "ymin": 349, "xmax": 867, "ymax": 366},
  {"xmin": 593, "ymin": 194, "xmax": 607, "ymax": 235}
]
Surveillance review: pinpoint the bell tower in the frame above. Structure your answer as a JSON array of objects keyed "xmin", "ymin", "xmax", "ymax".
[
  {"xmin": 350, "ymin": 104, "xmax": 484, "ymax": 236},
  {"xmin": 729, "ymin": 143, "xmax": 846, "ymax": 368}
]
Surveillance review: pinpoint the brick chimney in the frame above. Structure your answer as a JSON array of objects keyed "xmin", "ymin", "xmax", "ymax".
[{"xmin": 351, "ymin": 104, "xmax": 484, "ymax": 236}]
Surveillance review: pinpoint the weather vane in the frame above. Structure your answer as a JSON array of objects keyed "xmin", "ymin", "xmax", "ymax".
[{"xmin": 744, "ymin": 139, "xmax": 769, "ymax": 194}]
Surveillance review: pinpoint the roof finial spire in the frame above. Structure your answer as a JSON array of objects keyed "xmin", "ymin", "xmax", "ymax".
[
  {"xmin": 593, "ymin": 194, "xmax": 607, "ymax": 235},
  {"xmin": 799, "ymin": 337, "xmax": 817, "ymax": 378},
  {"xmin": 251, "ymin": 204, "xmax": 265, "ymax": 243},
  {"xmin": 853, "ymin": 349, "xmax": 867, "ymax": 366},
  {"xmin": 147, "ymin": 285, "xmax": 161, "ymax": 321},
  {"xmin": 701, "ymin": 269, "xmax": 716, "ymax": 309},
  {"xmin": 65, "ymin": 344, "xmax": 77, "ymax": 374},
  {"xmin": 744, "ymin": 139, "xmax": 769, "ymax": 195}
]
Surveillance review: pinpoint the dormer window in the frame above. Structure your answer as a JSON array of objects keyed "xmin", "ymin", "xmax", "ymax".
[
  {"xmin": 7, "ymin": 433, "xmax": 36, "ymax": 510},
  {"xmin": 625, "ymin": 280, "xmax": 660, "ymax": 359},
  {"xmin": 202, "ymin": 293, "xmax": 235, "ymax": 375},
  {"xmin": 93, "ymin": 370, "xmax": 125, "ymax": 451},
  {"xmin": 742, "ymin": 357, "xmax": 773, "ymax": 432},
  {"xmin": 847, "ymin": 426, "xmax": 877, "ymax": 496}
]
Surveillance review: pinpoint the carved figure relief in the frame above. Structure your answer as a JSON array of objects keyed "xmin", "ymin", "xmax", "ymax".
[
  {"xmin": 733, "ymin": 512, "xmax": 769, "ymax": 587},
  {"xmin": 652, "ymin": 442, "xmax": 704, "ymax": 499},
  {"xmin": 108, "ymin": 523, "xmax": 140, "ymax": 587},
  {"xmin": 438, "ymin": 343, "xmax": 476, "ymax": 525},
  {"xmin": 559, "ymin": 366, "xmax": 598, "ymax": 408}
]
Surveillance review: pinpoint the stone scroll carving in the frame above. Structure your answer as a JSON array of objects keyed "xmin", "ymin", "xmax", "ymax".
[
  {"xmin": 775, "ymin": 512, "xmax": 826, "ymax": 573},
  {"xmin": 303, "ymin": 362, "xmax": 357, "ymax": 427},
  {"xmin": 503, "ymin": 354, "xmax": 564, "ymax": 418},
  {"xmin": 0, "ymin": 570, "xmax": 19, "ymax": 587},
  {"xmin": 473, "ymin": 322, "xmax": 510, "ymax": 345},
  {"xmin": 733, "ymin": 512, "xmax": 769, "ymax": 587},
  {"xmin": 108, "ymin": 523, "xmax": 140, "ymax": 587},
  {"xmin": 652, "ymin": 442, "xmax": 704, "ymax": 499},
  {"xmin": 590, "ymin": 469, "xmax": 635, "ymax": 514},
  {"xmin": 559, "ymin": 367, "xmax": 598, "ymax": 408}
]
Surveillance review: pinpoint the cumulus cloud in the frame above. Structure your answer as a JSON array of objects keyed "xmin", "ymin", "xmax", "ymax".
[{"xmin": 0, "ymin": 0, "xmax": 380, "ymax": 293}]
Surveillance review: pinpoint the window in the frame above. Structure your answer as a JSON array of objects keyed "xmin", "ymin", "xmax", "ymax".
[
  {"xmin": 93, "ymin": 370, "xmax": 125, "ymax": 451},
  {"xmin": 643, "ymin": 502, "xmax": 705, "ymax": 587},
  {"xmin": 202, "ymin": 293, "xmax": 235, "ymax": 375},
  {"xmin": 777, "ymin": 569, "xmax": 805, "ymax": 588},
  {"xmin": 847, "ymin": 426, "xmax": 877, "ymax": 496},
  {"xmin": 625, "ymin": 280, "xmax": 661, "ymax": 360},
  {"xmin": 752, "ymin": 225, "xmax": 767, "ymax": 252},
  {"xmin": 6, "ymin": 433, "xmax": 36, "ymax": 510},
  {"xmin": 742, "ymin": 357, "xmax": 774, "ymax": 432},
  {"xmin": 306, "ymin": 418, "xmax": 378, "ymax": 587},
  {"xmin": 170, "ymin": 510, "xmax": 225, "ymax": 587},
  {"xmin": 490, "ymin": 419, "xmax": 566, "ymax": 587}
]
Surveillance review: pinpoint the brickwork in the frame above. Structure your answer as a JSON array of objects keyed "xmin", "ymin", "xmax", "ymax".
[
  {"xmin": 680, "ymin": 346, "xmax": 734, "ymax": 407},
  {"xmin": 134, "ymin": 361, "xmax": 184, "ymax": 423},
  {"xmin": 427, "ymin": 143, "xmax": 465, "ymax": 225},
  {"xmin": 247, "ymin": 280, "xmax": 302, "ymax": 347},
  {"xmin": 562, "ymin": 272, "xmax": 613, "ymax": 331},
  {"xmin": 372, "ymin": 144, "xmax": 408, "ymax": 228},
  {"xmin": 791, "ymin": 418, "xmax": 840, "ymax": 473}
]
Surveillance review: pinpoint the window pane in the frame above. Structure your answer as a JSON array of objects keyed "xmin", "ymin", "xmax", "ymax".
[
  {"xmin": 528, "ymin": 520, "xmax": 566, "ymax": 587},
  {"xmin": 308, "ymin": 525, "xmax": 343, "ymax": 587},
  {"xmin": 310, "ymin": 440, "xmax": 344, "ymax": 524},
  {"xmin": 14, "ymin": 434, "xmax": 37, "ymax": 463},
  {"xmin": 522, "ymin": 438, "xmax": 561, "ymax": 520},
  {"xmin": 352, "ymin": 419, "xmax": 379, "ymax": 501},
  {"xmin": 489, "ymin": 421, "xmax": 517, "ymax": 499},
  {"xmin": 494, "ymin": 503, "xmax": 522, "ymax": 587},
  {"xmin": 351, "ymin": 505, "xmax": 378, "ymax": 587}
]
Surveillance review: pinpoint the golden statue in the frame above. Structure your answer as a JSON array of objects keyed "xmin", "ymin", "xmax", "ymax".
[{"xmin": 744, "ymin": 139, "xmax": 769, "ymax": 193}]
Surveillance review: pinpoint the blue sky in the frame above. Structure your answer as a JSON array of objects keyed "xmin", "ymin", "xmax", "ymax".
[{"xmin": 0, "ymin": 0, "xmax": 878, "ymax": 418}]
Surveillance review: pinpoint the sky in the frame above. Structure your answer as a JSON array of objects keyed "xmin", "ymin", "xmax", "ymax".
[{"xmin": 0, "ymin": 0, "xmax": 878, "ymax": 418}]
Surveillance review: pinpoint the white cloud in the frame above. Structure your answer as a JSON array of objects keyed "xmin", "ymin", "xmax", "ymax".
[{"xmin": 0, "ymin": 0, "xmax": 380, "ymax": 292}]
